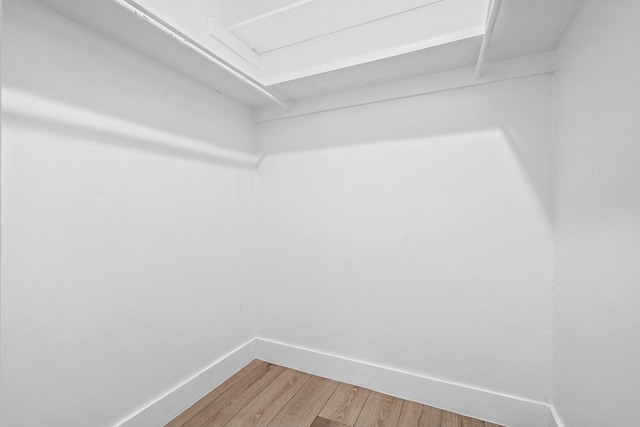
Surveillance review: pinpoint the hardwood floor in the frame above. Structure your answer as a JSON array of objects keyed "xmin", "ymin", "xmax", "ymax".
[{"xmin": 166, "ymin": 360, "xmax": 504, "ymax": 427}]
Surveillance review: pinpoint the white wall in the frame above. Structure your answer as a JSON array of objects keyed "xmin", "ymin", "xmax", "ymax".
[
  {"xmin": 257, "ymin": 76, "xmax": 554, "ymax": 403},
  {"xmin": 553, "ymin": 1, "xmax": 640, "ymax": 426},
  {"xmin": 11, "ymin": 1, "xmax": 639, "ymax": 425},
  {"xmin": 0, "ymin": 1, "xmax": 257, "ymax": 426}
]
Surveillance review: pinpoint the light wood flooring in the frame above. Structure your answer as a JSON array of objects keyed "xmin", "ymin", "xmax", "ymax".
[{"xmin": 166, "ymin": 360, "xmax": 504, "ymax": 427}]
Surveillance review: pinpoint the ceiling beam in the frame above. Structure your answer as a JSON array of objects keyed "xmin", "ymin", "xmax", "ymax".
[{"xmin": 474, "ymin": 0, "xmax": 503, "ymax": 79}]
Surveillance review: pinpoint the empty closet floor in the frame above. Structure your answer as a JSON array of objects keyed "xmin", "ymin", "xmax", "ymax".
[{"xmin": 166, "ymin": 360, "xmax": 503, "ymax": 427}]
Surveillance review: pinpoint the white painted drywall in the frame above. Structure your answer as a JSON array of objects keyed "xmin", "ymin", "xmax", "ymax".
[
  {"xmin": 257, "ymin": 76, "xmax": 554, "ymax": 403},
  {"xmin": 553, "ymin": 1, "xmax": 640, "ymax": 426},
  {"xmin": 0, "ymin": 1, "xmax": 258, "ymax": 426}
]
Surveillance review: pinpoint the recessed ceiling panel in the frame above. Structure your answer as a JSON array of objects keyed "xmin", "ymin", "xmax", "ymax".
[
  {"xmin": 209, "ymin": 0, "xmax": 301, "ymax": 26},
  {"xmin": 229, "ymin": 0, "xmax": 443, "ymax": 54},
  {"xmin": 258, "ymin": 0, "xmax": 489, "ymax": 85},
  {"xmin": 269, "ymin": 36, "xmax": 483, "ymax": 99}
]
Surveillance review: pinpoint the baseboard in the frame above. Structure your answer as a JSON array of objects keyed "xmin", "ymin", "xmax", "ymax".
[
  {"xmin": 114, "ymin": 337, "xmax": 558, "ymax": 427},
  {"xmin": 116, "ymin": 339, "xmax": 256, "ymax": 427},
  {"xmin": 255, "ymin": 338, "xmax": 552, "ymax": 427}
]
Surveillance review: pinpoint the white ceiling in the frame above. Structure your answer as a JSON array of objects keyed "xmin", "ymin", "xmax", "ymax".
[
  {"xmin": 487, "ymin": 0, "xmax": 583, "ymax": 62},
  {"xmin": 225, "ymin": 0, "xmax": 443, "ymax": 54},
  {"xmin": 210, "ymin": 0, "xmax": 303, "ymax": 27},
  {"xmin": 255, "ymin": 0, "xmax": 489, "ymax": 86},
  {"xmin": 35, "ymin": 0, "xmax": 583, "ymax": 107},
  {"xmin": 271, "ymin": 36, "xmax": 482, "ymax": 99}
]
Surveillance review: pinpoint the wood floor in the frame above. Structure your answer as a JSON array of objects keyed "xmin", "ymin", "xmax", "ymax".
[{"xmin": 166, "ymin": 360, "xmax": 504, "ymax": 427}]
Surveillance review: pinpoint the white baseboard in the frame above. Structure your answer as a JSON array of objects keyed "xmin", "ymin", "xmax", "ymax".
[
  {"xmin": 116, "ymin": 339, "xmax": 256, "ymax": 427},
  {"xmin": 255, "ymin": 338, "xmax": 552, "ymax": 427},
  {"xmin": 116, "ymin": 337, "xmax": 559, "ymax": 427}
]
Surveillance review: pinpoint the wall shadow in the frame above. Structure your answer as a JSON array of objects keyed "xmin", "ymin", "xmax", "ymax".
[
  {"xmin": 3, "ymin": 88, "xmax": 257, "ymax": 171},
  {"xmin": 258, "ymin": 77, "xmax": 554, "ymax": 226},
  {"xmin": 2, "ymin": 0, "xmax": 258, "ymax": 169}
]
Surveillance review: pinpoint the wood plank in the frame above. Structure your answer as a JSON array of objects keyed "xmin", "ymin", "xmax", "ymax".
[
  {"xmin": 267, "ymin": 375, "xmax": 339, "ymax": 426},
  {"xmin": 441, "ymin": 410, "xmax": 462, "ymax": 427},
  {"xmin": 354, "ymin": 391, "xmax": 403, "ymax": 427},
  {"xmin": 182, "ymin": 362, "xmax": 285, "ymax": 427},
  {"xmin": 319, "ymin": 382, "xmax": 370, "ymax": 426},
  {"xmin": 168, "ymin": 361, "xmax": 502, "ymax": 427},
  {"xmin": 462, "ymin": 416, "xmax": 485, "ymax": 427},
  {"xmin": 165, "ymin": 359, "xmax": 263, "ymax": 427},
  {"xmin": 311, "ymin": 417, "xmax": 351, "ymax": 427},
  {"xmin": 398, "ymin": 400, "xmax": 443, "ymax": 426},
  {"xmin": 224, "ymin": 368, "xmax": 312, "ymax": 427}
]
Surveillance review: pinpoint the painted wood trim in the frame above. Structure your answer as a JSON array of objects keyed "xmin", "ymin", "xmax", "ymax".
[
  {"xmin": 207, "ymin": 17, "xmax": 260, "ymax": 67},
  {"xmin": 475, "ymin": 0, "xmax": 503, "ymax": 79},
  {"xmin": 257, "ymin": 51, "xmax": 555, "ymax": 122},
  {"xmin": 255, "ymin": 338, "xmax": 552, "ymax": 427},
  {"xmin": 118, "ymin": 337, "xmax": 561, "ymax": 427},
  {"xmin": 115, "ymin": 340, "xmax": 256, "ymax": 427}
]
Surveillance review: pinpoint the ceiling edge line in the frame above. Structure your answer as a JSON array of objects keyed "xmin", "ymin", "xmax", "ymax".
[
  {"xmin": 256, "ymin": 51, "xmax": 556, "ymax": 123},
  {"xmin": 475, "ymin": 0, "xmax": 503, "ymax": 79},
  {"xmin": 260, "ymin": 28, "xmax": 485, "ymax": 87},
  {"xmin": 116, "ymin": 0, "xmax": 291, "ymax": 109}
]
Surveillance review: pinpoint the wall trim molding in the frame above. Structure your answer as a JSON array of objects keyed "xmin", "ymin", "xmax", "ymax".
[
  {"xmin": 255, "ymin": 338, "xmax": 552, "ymax": 427},
  {"xmin": 116, "ymin": 339, "xmax": 256, "ymax": 427},
  {"xmin": 256, "ymin": 51, "xmax": 555, "ymax": 122},
  {"xmin": 118, "ymin": 337, "xmax": 560, "ymax": 427}
]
